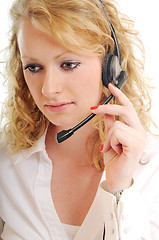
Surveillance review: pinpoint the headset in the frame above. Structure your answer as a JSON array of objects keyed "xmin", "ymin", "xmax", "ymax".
[{"xmin": 56, "ymin": 0, "xmax": 128, "ymax": 143}]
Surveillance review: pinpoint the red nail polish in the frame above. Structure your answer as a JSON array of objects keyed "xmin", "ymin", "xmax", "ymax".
[
  {"xmin": 109, "ymin": 82, "xmax": 116, "ymax": 88},
  {"xmin": 100, "ymin": 145, "xmax": 104, "ymax": 152},
  {"xmin": 90, "ymin": 106, "xmax": 98, "ymax": 110}
]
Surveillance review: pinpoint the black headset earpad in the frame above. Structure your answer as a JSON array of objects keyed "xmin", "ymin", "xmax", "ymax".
[{"xmin": 102, "ymin": 53, "xmax": 122, "ymax": 88}]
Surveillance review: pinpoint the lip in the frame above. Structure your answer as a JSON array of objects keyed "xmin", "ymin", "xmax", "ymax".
[{"xmin": 45, "ymin": 102, "xmax": 74, "ymax": 113}]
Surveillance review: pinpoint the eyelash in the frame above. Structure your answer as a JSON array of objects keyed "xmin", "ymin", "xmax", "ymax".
[
  {"xmin": 23, "ymin": 64, "xmax": 43, "ymax": 74},
  {"xmin": 23, "ymin": 61, "xmax": 80, "ymax": 74},
  {"xmin": 61, "ymin": 61, "xmax": 80, "ymax": 71}
]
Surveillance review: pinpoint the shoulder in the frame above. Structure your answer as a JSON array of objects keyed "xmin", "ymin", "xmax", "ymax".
[
  {"xmin": 0, "ymin": 129, "xmax": 22, "ymax": 167},
  {"xmin": 0, "ymin": 144, "xmax": 18, "ymax": 170}
]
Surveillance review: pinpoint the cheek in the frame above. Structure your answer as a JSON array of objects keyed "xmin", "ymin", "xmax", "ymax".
[
  {"xmin": 84, "ymin": 67, "xmax": 102, "ymax": 95},
  {"xmin": 77, "ymin": 70, "xmax": 102, "ymax": 107},
  {"xmin": 23, "ymin": 73, "xmax": 42, "ymax": 98}
]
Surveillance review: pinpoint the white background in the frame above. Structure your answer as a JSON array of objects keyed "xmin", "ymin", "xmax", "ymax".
[{"xmin": 0, "ymin": 0, "xmax": 159, "ymax": 133}]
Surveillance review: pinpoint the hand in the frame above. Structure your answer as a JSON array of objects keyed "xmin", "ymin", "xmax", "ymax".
[{"xmin": 91, "ymin": 83, "xmax": 147, "ymax": 193}]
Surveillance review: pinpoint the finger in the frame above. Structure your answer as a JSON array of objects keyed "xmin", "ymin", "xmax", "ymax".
[
  {"xmin": 104, "ymin": 121, "xmax": 132, "ymax": 153},
  {"xmin": 104, "ymin": 113, "xmax": 115, "ymax": 135},
  {"xmin": 108, "ymin": 82, "xmax": 133, "ymax": 107},
  {"xmin": 103, "ymin": 121, "xmax": 124, "ymax": 154},
  {"xmin": 103, "ymin": 148, "xmax": 118, "ymax": 168},
  {"xmin": 91, "ymin": 104, "xmax": 142, "ymax": 130},
  {"xmin": 102, "ymin": 113, "xmax": 115, "ymax": 151},
  {"xmin": 103, "ymin": 121, "xmax": 146, "ymax": 156}
]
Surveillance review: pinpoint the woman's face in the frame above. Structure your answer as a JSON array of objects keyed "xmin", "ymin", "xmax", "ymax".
[{"xmin": 18, "ymin": 19, "xmax": 102, "ymax": 130}]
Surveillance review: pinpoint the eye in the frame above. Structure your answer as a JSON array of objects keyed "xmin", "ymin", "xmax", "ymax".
[
  {"xmin": 61, "ymin": 61, "xmax": 80, "ymax": 71},
  {"xmin": 23, "ymin": 64, "xmax": 43, "ymax": 74}
]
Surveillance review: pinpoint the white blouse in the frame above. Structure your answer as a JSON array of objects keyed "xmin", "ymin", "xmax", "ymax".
[
  {"xmin": 0, "ymin": 133, "xmax": 159, "ymax": 240},
  {"xmin": 62, "ymin": 223, "xmax": 80, "ymax": 240}
]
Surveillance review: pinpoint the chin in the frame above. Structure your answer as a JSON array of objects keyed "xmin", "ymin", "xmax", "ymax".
[
  {"xmin": 48, "ymin": 114, "xmax": 87, "ymax": 130},
  {"xmin": 46, "ymin": 107, "xmax": 92, "ymax": 130},
  {"xmin": 48, "ymin": 118, "xmax": 76, "ymax": 130}
]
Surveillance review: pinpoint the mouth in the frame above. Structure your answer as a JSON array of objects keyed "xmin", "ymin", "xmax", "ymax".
[{"xmin": 44, "ymin": 102, "xmax": 74, "ymax": 113}]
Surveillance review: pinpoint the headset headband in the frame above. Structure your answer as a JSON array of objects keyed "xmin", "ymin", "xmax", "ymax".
[{"xmin": 98, "ymin": 0, "xmax": 121, "ymax": 63}]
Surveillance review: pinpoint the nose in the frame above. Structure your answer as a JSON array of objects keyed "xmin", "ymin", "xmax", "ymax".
[{"xmin": 42, "ymin": 66, "xmax": 63, "ymax": 98}]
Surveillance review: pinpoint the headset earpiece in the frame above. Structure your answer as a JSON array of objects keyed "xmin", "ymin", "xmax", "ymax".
[{"xmin": 102, "ymin": 53, "xmax": 122, "ymax": 88}]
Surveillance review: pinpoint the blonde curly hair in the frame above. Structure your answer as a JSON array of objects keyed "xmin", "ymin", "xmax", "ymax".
[{"xmin": 1, "ymin": 0, "xmax": 152, "ymax": 170}]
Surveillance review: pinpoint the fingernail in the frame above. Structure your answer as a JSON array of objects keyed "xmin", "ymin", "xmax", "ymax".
[
  {"xmin": 109, "ymin": 82, "xmax": 116, "ymax": 88},
  {"xmin": 100, "ymin": 144, "xmax": 104, "ymax": 152},
  {"xmin": 90, "ymin": 106, "xmax": 98, "ymax": 110}
]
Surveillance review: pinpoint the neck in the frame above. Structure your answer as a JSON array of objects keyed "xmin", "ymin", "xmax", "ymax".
[{"xmin": 45, "ymin": 121, "xmax": 98, "ymax": 167}]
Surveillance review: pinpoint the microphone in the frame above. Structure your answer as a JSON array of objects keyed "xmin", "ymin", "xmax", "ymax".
[{"xmin": 56, "ymin": 70, "xmax": 128, "ymax": 143}]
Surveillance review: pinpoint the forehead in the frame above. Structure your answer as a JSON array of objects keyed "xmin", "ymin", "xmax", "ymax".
[
  {"xmin": 17, "ymin": 18, "xmax": 59, "ymax": 48},
  {"xmin": 17, "ymin": 16, "xmax": 102, "ymax": 59},
  {"xmin": 17, "ymin": 18, "xmax": 70, "ymax": 58}
]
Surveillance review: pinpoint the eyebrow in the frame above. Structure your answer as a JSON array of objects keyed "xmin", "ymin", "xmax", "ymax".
[
  {"xmin": 20, "ymin": 51, "xmax": 77, "ymax": 61},
  {"xmin": 20, "ymin": 56, "xmax": 39, "ymax": 61}
]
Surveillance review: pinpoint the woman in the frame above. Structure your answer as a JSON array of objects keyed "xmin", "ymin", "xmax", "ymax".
[{"xmin": 0, "ymin": 0, "xmax": 159, "ymax": 239}]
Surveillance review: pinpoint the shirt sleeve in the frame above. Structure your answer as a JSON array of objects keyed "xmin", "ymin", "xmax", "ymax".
[{"xmin": 100, "ymin": 180, "xmax": 152, "ymax": 240}]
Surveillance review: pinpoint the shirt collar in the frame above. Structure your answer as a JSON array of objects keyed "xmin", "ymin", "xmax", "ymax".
[{"xmin": 12, "ymin": 131, "xmax": 47, "ymax": 165}]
